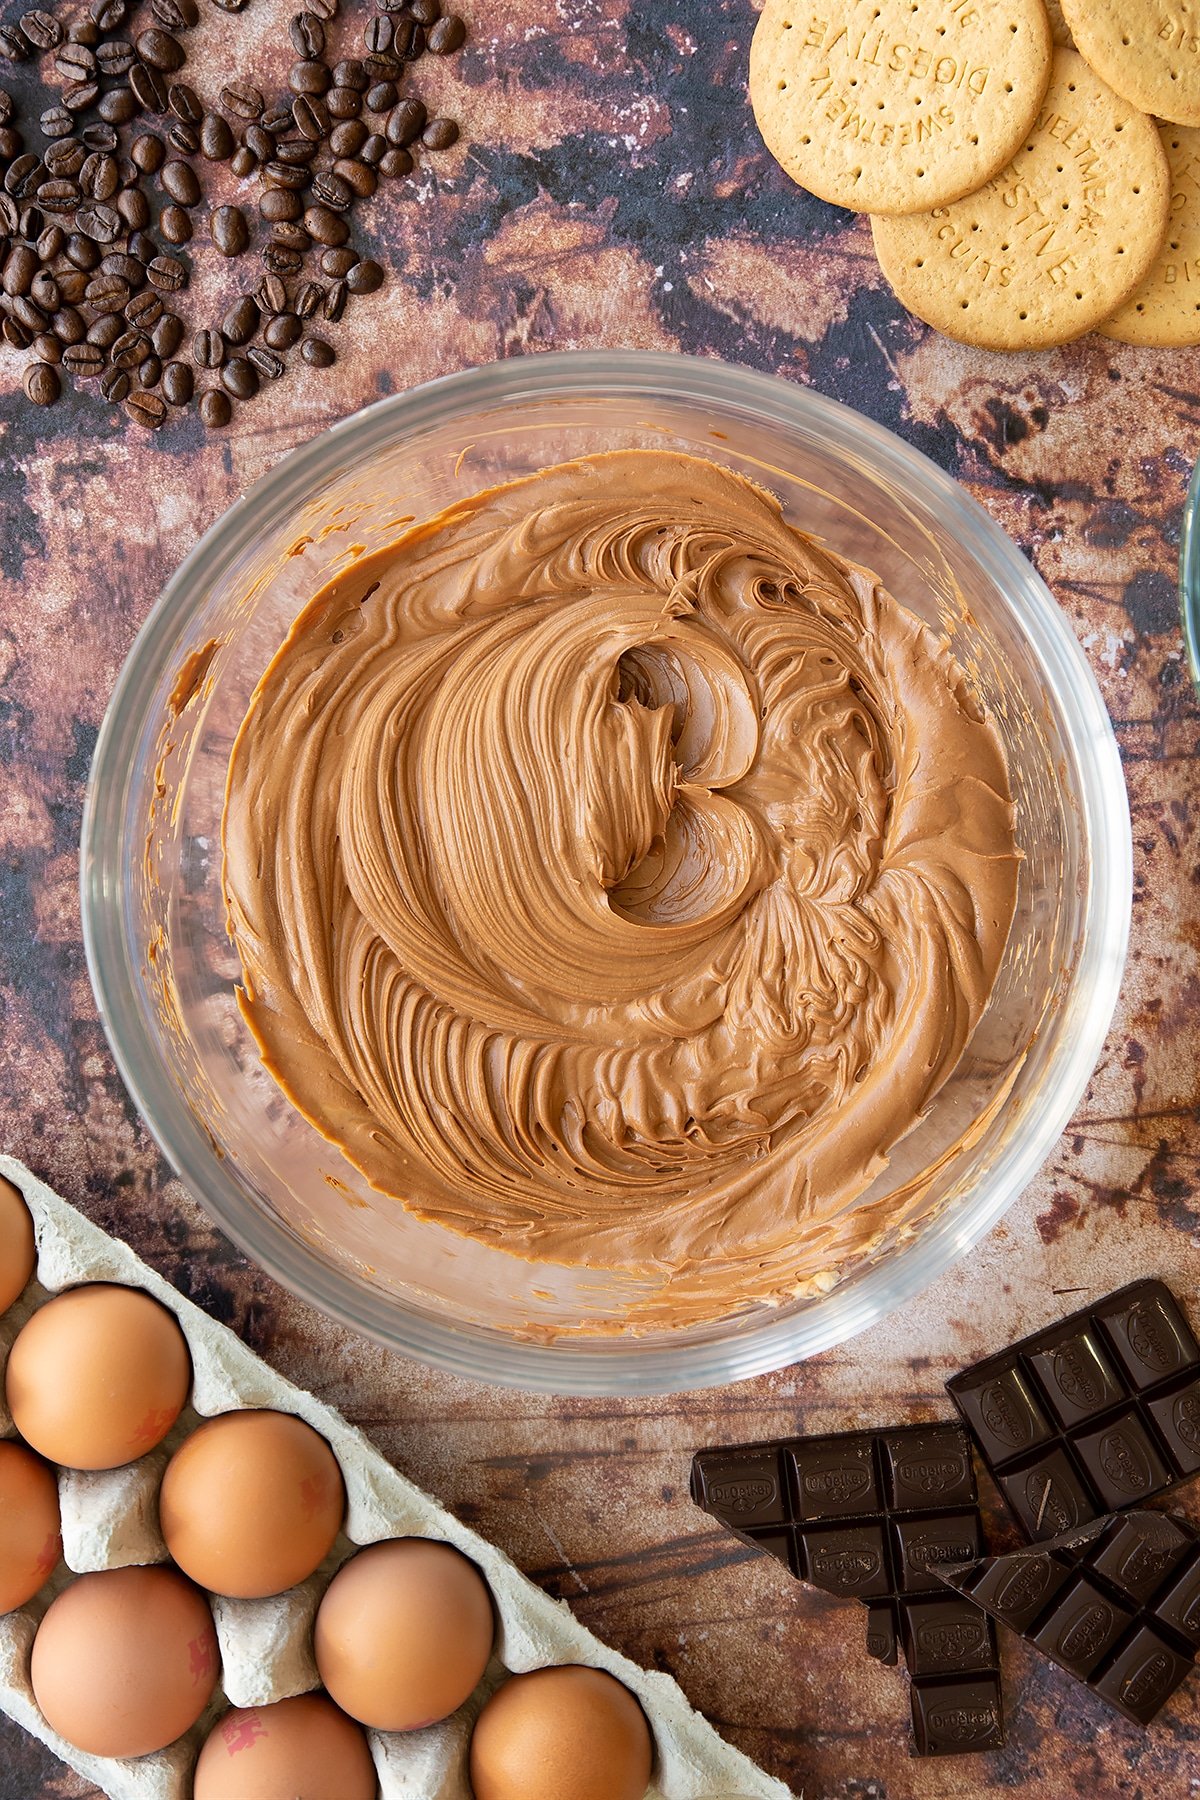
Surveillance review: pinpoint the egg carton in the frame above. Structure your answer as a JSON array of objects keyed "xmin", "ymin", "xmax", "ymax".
[{"xmin": 0, "ymin": 1157, "xmax": 791, "ymax": 1800}]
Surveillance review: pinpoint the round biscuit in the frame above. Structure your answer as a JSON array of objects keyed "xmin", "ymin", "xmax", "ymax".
[
  {"xmin": 1101, "ymin": 124, "xmax": 1200, "ymax": 345},
  {"xmin": 1059, "ymin": 0, "xmax": 1200, "ymax": 127},
  {"xmin": 749, "ymin": 0, "xmax": 1053, "ymax": 216},
  {"xmin": 871, "ymin": 48, "xmax": 1171, "ymax": 350}
]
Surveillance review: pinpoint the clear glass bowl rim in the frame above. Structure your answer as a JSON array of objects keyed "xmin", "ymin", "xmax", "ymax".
[{"xmin": 81, "ymin": 350, "xmax": 1133, "ymax": 1395}]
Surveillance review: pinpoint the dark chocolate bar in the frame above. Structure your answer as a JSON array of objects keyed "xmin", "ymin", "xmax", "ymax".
[
  {"xmin": 692, "ymin": 1424, "xmax": 1004, "ymax": 1755},
  {"xmin": 939, "ymin": 1510, "xmax": 1200, "ymax": 1726},
  {"xmin": 947, "ymin": 1280, "xmax": 1200, "ymax": 1540}
]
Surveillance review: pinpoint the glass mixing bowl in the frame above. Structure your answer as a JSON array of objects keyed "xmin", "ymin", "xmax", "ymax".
[{"xmin": 82, "ymin": 352, "xmax": 1131, "ymax": 1395}]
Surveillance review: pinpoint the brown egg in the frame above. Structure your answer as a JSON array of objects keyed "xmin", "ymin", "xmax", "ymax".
[
  {"xmin": 0, "ymin": 1174, "xmax": 36, "ymax": 1313},
  {"xmin": 6, "ymin": 1282, "xmax": 191, "ymax": 1470},
  {"xmin": 193, "ymin": 1695, "xmax": 377, "ymax": 1800},
  {"xmin": 31, "ymin": 1564, "xmax": 219, "ymax": 1757},
  {"xmin": 469, "ymin": 1665, "xmax": 654, "ymax": 1800},
  {"xmin": 0, "ymin": 1440, "xmax": 61, "ymax": 1613},
  {"xmin": 314, "ymin": 1538, "xmax": 494, "ymax": 1731},
  {"xmin": 159, "ymin": 1409, "xmax": 345, "ymax": 1599}
]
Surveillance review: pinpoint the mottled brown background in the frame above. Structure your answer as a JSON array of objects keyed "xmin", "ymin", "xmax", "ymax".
[{"xmin": 2, "ymin": 0, "xmax": 1200, "ymax": 1795}]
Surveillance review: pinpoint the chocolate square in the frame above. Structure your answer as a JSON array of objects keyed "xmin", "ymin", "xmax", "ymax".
[
  {"xmin": 866, "ymin": 1601, "xmax": 898, "ymax": 1665},
  {"xmin": 801, "ymin": 1523, "xmax": 891, "ymax": 1599},
  {"xmin": 901, "ymin": 1596, "xmax": 997, "ymax": 1678},
  {"xmin": 1029, "ymin": 1326, "xmax": 1125, "ymax": 1427},
  {"xmin": 893, "ymin": 1513, "xmax": 983, "ymax": 1594},
  {"xmin": 691, "ymin": 1447, "xmax": 786, "ymax": 1529},
  {"xmin": 1087, "ymin": 1514, "xmax": 1191, "ymax": 1605},
  {"xmin": 951, "ymin": 1365, "xmax": 1052, "ymax": 1466},
  {"xmin": 1091, "ymin": 1624, "xmax": 1194, "ymax": 1725},
  {"xmin": 966, "ymin": 1550, "xmax": 1071, "ymax": 1633},
  {"xmin": 1074, "ymin": 1416, "xmax": 1170, "ymax": 1509},
  {"xmin": 1030, "ymin": 1576, "xmax": 1132, "ymax": 1678},
  {"xmin": 998, "ymin": 1447, "xmax": 1097, "ymax": 1539},
  {"xmin": 909, "ymin": 1674, "xmax": 1005, "ymax": 1755},
  {"xmin": 1098, "ymin": 1287, "xmax": 1200, "ymax": 1387},
  {"xmin": 881, "ymin": 1426, "xmax": 976, "ymax": 1510},
  {"xmin": 1156, "ymin": 1551, "xmax": 1200, "ymax": 1648},
  {"xmin": 747, "ymin": 1529, "xmax": 797, "ymax": 1575},
  {"xmin": 786, "ymin": 1436, "xmax": 878, "ymax": 1520},
  {"xmin": 1147, "ymin": 1378, "xmax": 1200, "ymax": 1475}
]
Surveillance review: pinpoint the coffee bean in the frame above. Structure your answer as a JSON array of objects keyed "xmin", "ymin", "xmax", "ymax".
[
  {"xmin": 303, "ymin": 203, "xmax": 347, "ymax": 246},
  {"xmin": 192, "ymin": 325, "xmax": 224, "ymax": 367},
  {"xmin": 139, "ymin": 353, "xmax": 161, "ymax": 386},
  {"xmin": 56, "ymin": 41, "xmax": 95, "ymax": 79},
  {"xmin": 319, "ymin": 245, "xmax": 356, "ymax": 278},
  {"xmin": 85, "ymin": 273, "xmax": 129, "ymax": 314},
  {"xmin": 329, "ymin": 119, "xmax": 366, "ymax": 157},
  {"xmin": 11, "ymin": 294, "xmax": 46, "ymax": 331},
  {"xmin": 33, "ymin": 331, "xmax": 62, "ymax": 363},
  {"xmin": 289, "ymin": 58, "xmax": 330, "ymax": 95},
  {"xmin": 260, "ymin": 186, "xmax": 300, "ymax": 223},
  {"xmin": 152, "ymin": 0, "xmax": 198, "ymax": 29},
  {"xmin": 311, "ymin": 168, "xmax": 353, "ymax": 210},
  {"xmin": 168, "ymin": 82, "xmax": 202, "ymax": 125},
  {"xmin": 326, "ymin": 85, "xmax": 361, "ymax": 120},
  {"xmin": 322, "ymin": 276, "xmax": 346, "ymax": 320},
  {"xmin": 158, "ymin": 202, "xmax": 191, "ymax": 244},
  {"xmin": 392, "ymin": 17, "xmax": 423, "ymax": 59},
  {"xmin": 158, "ymin": 357, "xmax": 191, "ymax": 404},
  {"xmin": 274, "ymin": 135, "xmax": 317, "ymax": 166},
  {"xmin": 377, "ymin": 147, "xmax": 409, "ymax": 180},
  {"xmin": 5, "ymin": 153, "xmax": 42, "ymax": 198},
  {"xmin": 359, "ymin": 132, "xmax": 385, "ymax": 165},
  {"xmin": 30, "ymin": 269, "xmax": 59, "ymax": 310},
  {"xmin": 63, "ymin": 340, "xmax": 104, "ymax": 377},
  {"xmin": 291, "ymin": 93, "xmax": 329, "ymax": 139},
  {"xmin": 427, "ymin": 13, "xmax": 464, "ymax": 53},
  {"xmin": 222, "ymin": 292, "xmax": 258, "ymax": 343},
  {"xmin": 98, "ymin": 251, "xmax": 141, "ymax": 285},
  {"xmin": 86, "ymin": 310, "xmax": 123, "ymax": 347},
  {"xmin": 136, "ymin": 28, "xmax": 183, "ymax": 71},
  {"xmin": 307, "ymin": 0, "xmax": 338, "ymax": 20},
  {"xmin": 70, "ymin": 13, "xmax": 102, "ymax": 41},
  {"xmin": 41, "ymin": 106, "xmax": 75, "ymax": 139},
  {"xmin": 199, "ymin": 386, "xmax": 231, "ymax": 425},
  {"xmin": 263, "ymin": 309, "xmax": 301, "ymax": 348},
  {"xmin": 91, "ymin": 0, "xmax": 128, "ymax": 28},
  {"xmin": 346, "ymin": 257, "xmax": 383, "ymax": 294},
  {"xmin": 243, "ymin": 123, "xmax": 273, "ymax": 160},
  {"xmin": 16, "ymin": 202, "xmax": 42, "ymax": 237},
  {"xmin": 0, "ymin": 26, "xmax": 32, "ymax": 62},
  {"xmin": 423, "ymin": 117, "xmax": 458, "ymax": 150},
  {"xmin": 116, "ymin": 186, "xmax": 149, "ymax": 229},
  {"xmin": 65, "ymin": 80, "xmax": 103, "ymax": 114},
  {"xmin": 98, "ymin": 88, "xmax": 138, "ymax": 125},
  {"xmin": 65, "ymin": 232, "xmax": 99, "ymax": 269},
  {"xmin": 270, "ymin": 220, "xmax": 309, "ymax": 251},
  {"xmin": 195, "ymin": 114, "xmax": 229, "ymax": 161},
  {"xmin": 4, "ymin": 244, "xmax": 37, "ymax": 299},
  {"xmin": 364, "ymin": 15, "xmax": 392, "ymax": 53},
  {"xmin": 221, "ymin": 81, "xmax": 263, "ymax": 120},
  {"xmin": 160, "ymin": 159, "xmax": 199, "ymax": 205},
  {"xmin": 79, "ymin": 151, "xmax": 118, "ymax": 199},
  {"xmin": 0, "ymin": 90, "xmax": 12, "ymax": 127},
  {"xmin": 210, "ymin": 0, "xmax": 248, "ymax": 12},
  {"xmin": 126, "ymin": 289, "xmax": 163, "ymax": 328},
  {"xmin": 255, "ymin": 270, "xmax": 287, "ymax": 312},
  {"xmin": 21, "ymin": 7, "xmax": 61, "ymax": 48},
  {"xmin": 336, "ymin": 156, "xmax": 378, "ymax": 196},
  {"xmin": 366, "ymin": 80, "xmax": 397, "ymax": 113},
  {"xmin": 76, "ymin": 201, "xmax": 122, "ymax": 241},
  {"xmin": 1, "ymin": 317, "xmax": 31, "ymax": 347},
  {"xmin": 261, "ymin": 103, "xmax": 294, "ymax": 133},
  {"xmin": 262, "ymin": 239, "xmax": 302, "ymax": 274},
  {"xmin": 37, "ymin": 178, "xmax": 80, "ymax": 215},
  {"xmin": 44, "ymin": 138, "xmax": 85, "ymax": 178},
  {"xmin": 131, "ymin": 133, "xmax": 164, "ymax": 173},
  {"xmin": 386, "ymin": 98, "xmax": 425, "ymax": 146},
  {"xmin": 289, "ymin": 10, "xmax": 324, "ymax": 56},
  {"xmin": 99, "ymin": 364, "xmax": 130, "ymax": 401},
  {"xmin": 332, "ymin": 55, "xmax": 366, "ymax": 90},
  {"xmin": 411, "ymin": 0, "xmax": 442, "ymax": 23},
  {"xmin": 211, "ymin": 203, "xmax": 248, "ymax": 256},
  {"xmin": 24, "ymin": 360, "xmax": 60, "ymax": 405},
  {"xmin": 125, "ymin": 388, "xmax": 166, "ymax": 427},
  {"xmin": 129, "ymin": 61, "xmax": 167, "ymax": 112},
  {"xmin": 96, "ymin": 39, "xmax": 136, "ymax": 76},
  {"xmin": 146, "ymin": 253, "xmax": 186, "ymax": 290},
  {"xmin": 221, "ymin": 354, "xmax": 257, "ymax": 397},
  {"xmin": 37, "ymin": 223, "xmax": 65, "ymax": 261},
  {"xmin": 166, "ymin": 121, "xmax": 197, "ymax": 154},
  {"xmin": 247, "ymin": 344, "xmax": 283, "ymax": 379},
  {"xmin": 301, "ymin": 333, "xmax": 334, "ymax": 366},
  {"xmin": 151, "ymin": 310, "xmax": 182, "ymax": 355},
  {"xmin": 262, "ymin": 158, "xmax": 307, "ymax": 189},
  {"xmin": 229, "ymin": 145, "xmax": 256, "ymax": 178},
  {"xmin": 111, "ymin": 326, "xmax": 151, "ymax": 368}
]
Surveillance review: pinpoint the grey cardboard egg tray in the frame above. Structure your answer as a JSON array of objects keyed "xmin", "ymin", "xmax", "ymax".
[{"xmin": 0, "ymin": 1158, "xmax": 789, "ymax": 1800}]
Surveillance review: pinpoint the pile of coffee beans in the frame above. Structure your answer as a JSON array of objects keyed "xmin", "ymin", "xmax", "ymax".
[{"xmin": 0, "ymin": 0, "xmax": 465, "ymax": 427}]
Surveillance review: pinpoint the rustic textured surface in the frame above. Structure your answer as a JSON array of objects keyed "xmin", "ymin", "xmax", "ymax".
[{"xmin": 2, "ymin": 1, "xmax": 1200, "ymax": 1795}]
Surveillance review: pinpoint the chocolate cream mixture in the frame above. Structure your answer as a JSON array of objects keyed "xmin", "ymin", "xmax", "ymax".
[{"xmin": 222, "ymin": 452, "xmax": 1019, "ymax": 1324}]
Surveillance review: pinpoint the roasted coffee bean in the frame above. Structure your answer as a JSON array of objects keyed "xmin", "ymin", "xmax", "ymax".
[
  {"xmin": 211, "ymin": 203, "xmax": 248, "ymax": 256},
  {"xmin": 229, "ymin": 145, "xmax": 256, "ymax": 178},
  {"xmin": 263, "ymin": 309, "xmax": 301, "ymax": 348},
  {"xmin": 262, "ymin": 239, "xmax": 302, "ymax": 274},
  {"xmin": 30, "ymin": 269, "xmax": 59, "ymax": 310},
  {"xmin": 0, "ymin": 91, "xmax": 11, "ymax": 128},
  {"xmin": 1, "ymin": 316, "xmax": 31, "ymax": 347},
  {"xmin": 364, "ymin": 14, "xmax": 393, "ymax": 53},
  {"xmin": 427, "ymin": 13, "xmax": 464, "ymax": 53},
  {"xmin": 423, "ymin": 116, "xmax": 458, "ymax": 150},
  {"xmin": 167, "ymin": 123, "xmax": 198, "ymax": 154},
  {"xmin": 24, "ymin": 360, "xmax": 60, "ymax": 405},
  {"xmin": 99, "ymin": 364, "xmax": 130, "ymax": 400},
  {"xmin": 261, "ymin": 103, "xmax": 294, "ymax": 133},
  {"xmin": 11, "ymin": 294, "xmax": 46, "ymax": 331},
  {"xmin": 127, "ymin": 227, "xmax": 157, "ymax": 261},
  {"xmin": 243, "ymin": 123, "xmax": 273, "ymax": 161},
  {"xmin": 160, "ymin": 159, "xmax": 199, "ymax": 205},
  {"xmin": 0, "ymin": 196, "xmax": 17, "ymax": 236},
  {"xmin": 151, "ymin": 310, "xmax": 181, "ymax": 355},
  {"xmin": 129, "ymin": 62, "xmax": 167, "ymax": 112},
  {"xmin": 0, "ymin": 25, "xmax": 32, "ymax": 62},
  {"xmin": 319, "ymin": 245, "xmax": 356, "ymax": 278},
  {"xmin": 110, "ymin": 326, "xmax": 150, "ymax": 368},
  {"xmin": 301, "ymin": 333, "xmax": 335, "ymax": 367},
  {"xmin": 365, "ymin": 49, "xmax": 402, "ymax": 80},
  {"xmin": 346, "ymin": 257, "xmax": 382, "ymax": 295},
  {"xmin": 86, "ymin": 310, "xmax": 123, "ymax": 347},
  {"xmin": 33, "ymin": 330, "xmax": 62, "ymax": 363},
  {"xmin": 302, "ymin": 204, "xmax": 347, "ymax": 247},
  {"xmin": 98, "ymin": 88, "xmax": 138, "ymax": 125},
  {"xmin": 270, "ymin": 220, "xmax": 309, "ymax": 252},
  {"xmin": 96, "ymin": 39, "xmax": 136, "ymax": 75},
  {"xmin": 115, "ymin": 153, "xmax": 139, "ymax": 185},
  {"xmin": 326, "ymin": 84, "xmax": 361, "ymax": 119},
  {"xmin": 274, "ymin": 135, "xmax": 317, "ymax": 166},
  {"xmin": 147, "ymin": 253, "xmax": 185, "ymax": 290},
  {"xmin": 131, "ymin": 132, "xmax": 164, "ymax": 173},
  {"xmin": 126, "ymin": 289, "xmax": 163, "ymax": 329},
  {"xmin": 125, "ymin": 387, "xmax": 166, "ymax": 427},
  {"xmin": 41, "ymin": 105, "xmax": 75, "ymax": 139},
  {"xmin": 289, "ymin": 58, "xmax": 329, "ymax": 95},
  {"xmin": 366, "ymin": 80, "xmax": 397, "ymax": 113},
  {"xmin": 3, "ymin": 244, "xmax": 36, "ymax": 298},
  {"xmin": 255, "ymin": 270, "xmax": 287, "ymax": 312},
  {"xmin": 67, "ymin": 13, "xmax": 100, "ymax": 42},
  {"xmin": 65, "ymin": 232, "xmax": 99, "ymax": 269},
  {"xmin": 16, "ymin": 202, "xmax": 42, "ymax": 237},
  {"xmin": 1, "ymin": 122, "xmax": 27, "ymax": 155},
  {"xmin": 136, "ymin": 28, "xmax": 183, "ymax": 71},
  {"xmin": 311, "ymin": 169, "xmax": 353, "ymax": 211},
  {"xmin": 169, "ymin": 82, "xmax": 202, "ymax": 124},
  {"xmin": 100, "ymin": 251, "xmax": 143, "ymax": 285},
  {"xmin": 291, "ymin": 93, "xmax": 329, "ymax": 140},
  {"xmin": 200, "ymin": 112, "xmax": 233, "ymax": 159},
  {"xmin": 247, "ymin": 344, "xmax": 282, "ymax": 379},
  {"xmin": 199, "ymin": 386, "xmax": 230, "ymax": 425},
  {"xmin": 116, "ymin": 186, "xmax": 149, "ymax": 229},
  {"xmin": 392, "ymin": 17, "xmax": 422, "ymax": 59},
  {"xmin": 289, "ymin": 10, "xmax": 324, "ymax": 56},
  {"xmin": 385, "ymin": 99, "xmax": 425, "ymax": 147},
  {"xmin": 221, "ymin": 354, "xmax": 257, "ymax": 397},
  {"xmin": 91, "ymin": 0, "xmax": 128, "ymax": 28},
  {"xmin": 37, "ymin": 223, "xmax": 65, "ymax": 262},
  {"xmin": 411, "ymin": 0, "xmax": 442, "ymax": 24},
  {"xmin": 85, "ymin": 272, "xmax": 130, "ymax": 312},
  {"xmin": 262, "ymin": 158, "xmax": 307, "ymax": 190},
  {"xmin": 76, "ymin": 201, "xmax": 121, "ymax": 242},
  {"xmin": 260, "ymin": 186, "xmax": 301, "ymax": 222},
  {"xmin": 221, "ymin": 292, "xmax": 258, "ymax": 343},
  {"xmin": 329, "ymin": 118, "xmax": 366, "ymax": 157},
  {"xmin": 191, "ymin": 326, "xmax": 223, "ymax": 366},
  {"xmin": 221, "ymin": 81, "xmax": 263, "ymax": 120},
  {"xmin": 209, "ymin": 0, "xmax": 248, "ymax": 12},
  {"xmin": 377, "ymin": 147, "xmax": 409, "ymax": 180},
  {"xmin": 44, "ymin": 138, "xmax": 85, "ymax": 177},
  {"xmin": 21, "ymin": 8, "xmax": 62, "ymax": 49},
  {"xmin": 160, "ymin": 357, "xmax": 192, "ymax": 403},
  {"xmin": 332, "ymin": 56, "xmax": 366, "ymax": 90},
  {"xmin": 79, "ymin": 151, "xmax": 118, "ymax": 199},
  {"xmin": 152, "ymin": 0, "xmax": 198, "ymax": 29},
  {"xmin": 138, "ymin": 352, "xmax": 160, "ymax": 385},
  {"xmin": 55, "ymin": 269, "xmax": 88, "ymax": 304},
  {"xmin": 335, "ymin": 156, "xmax": 377, "ymax": 196},
  {"xmin": 159, "ymin": 202, "xmax": 192, "ymax": 243},
  {"xmin": 5, "ymin": 153, "xmax": 41, "ymax": 197},
  {"xmin": 63, "ymin": 340, "xmax": 104, "ymax": 377},
  {"xmin": 63, "ymin": 80, "xmax": 100, "ymax": 112},
  {"xmin": 37, "ymin": 178, "xmax": 80, "ymax": 214},
  {"xmin": 290, "ymin": 277, "xmax": 320, "ymax": 317},
  {"xmin": 359, "ymin": 132, "xmax": 385, "ymax": 166},
  {"xmin": 56, "ymin": 41, "xmax": 96, "ymax": 78},
  {"xmin": 322, "ymin": 276, "xmax": 346, "ymax": 320}
]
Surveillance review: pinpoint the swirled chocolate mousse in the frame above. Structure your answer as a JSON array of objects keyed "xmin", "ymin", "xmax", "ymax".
[{"xmin": 221, "ymin": 451, "xmax": 1019, "ymax": 1326}]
